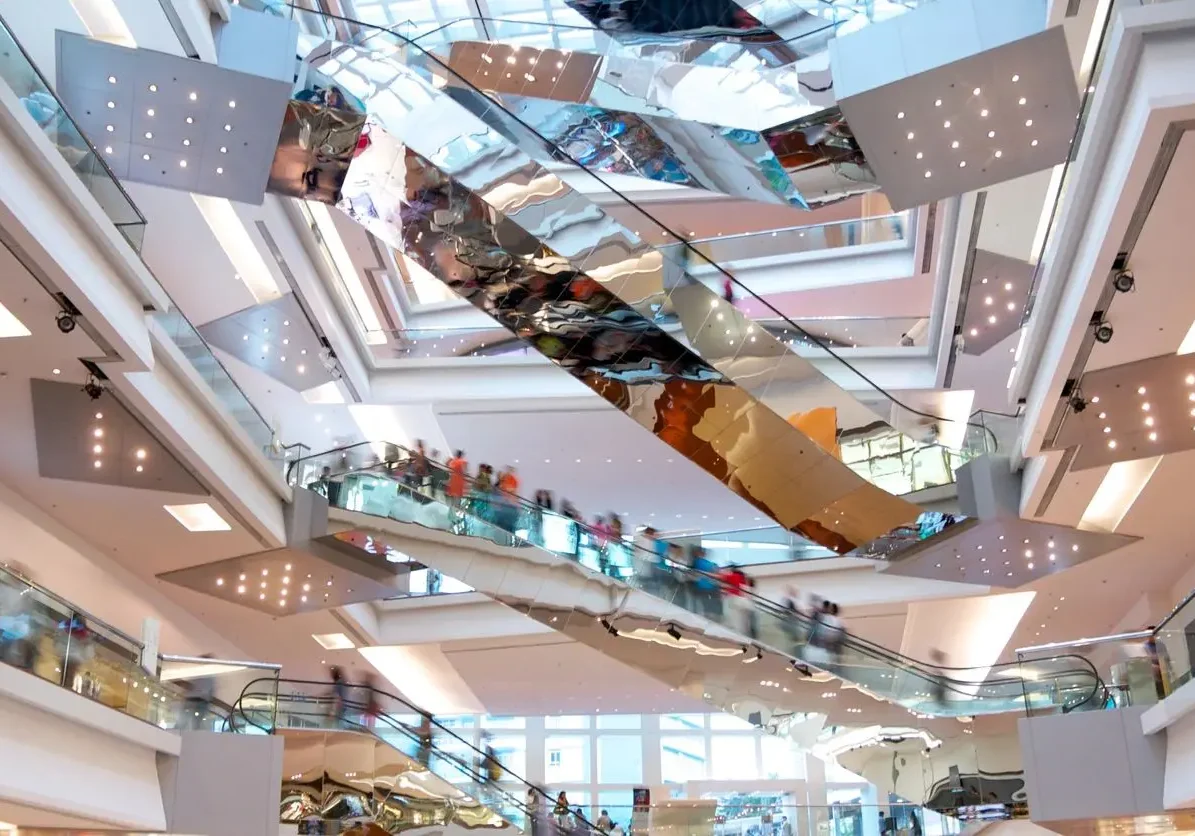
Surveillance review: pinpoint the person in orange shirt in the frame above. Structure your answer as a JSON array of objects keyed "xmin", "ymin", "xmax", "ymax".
[
  {"xmin": 445, "ymin": 450, "xmax": 468, "ymax": 507},
  {"xmin": 496, "ymin": 467, "xmax": 521, "ymax": 532}
]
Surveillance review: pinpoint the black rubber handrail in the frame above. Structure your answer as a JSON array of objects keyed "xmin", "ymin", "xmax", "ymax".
[{"xmin": 293, "ymin": 444, "xmax": 1105, "ymax": 712}]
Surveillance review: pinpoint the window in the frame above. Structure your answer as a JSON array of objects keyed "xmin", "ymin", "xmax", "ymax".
[
  {"xmin": 483, "ymin": 715, "xmax": 525, "ymax": 729},
  {"xmin": 710, "ymin": 737, "xmax": 758, "ymax": 780},
  {"xmin": 661, "ymin": 714, "xmax": 705, "ymax": 731},
  {"xmin": 597, "ymin": 714, "xmax": 641, "ymax": 729},
  {"xmin": 709, "ymin": 714, "xmax": 755, "ymax": 730},
  {"xmin": 545, "ymin": 736, "xmax": 590, "ymax": 783},
  {"xmin": 489, "ymin": 735, "xmax": 527, "ymax": 778},
  {"xmin": 546, "ymin": 715, "xmax": 591, "ymax": 729},
  {"xmin": 598, "ymin": 790, "xmax": 635, "ymax": 827},
  {"xmin": 761, "ymin": 735, "xmax": 803, "ymax": 779},
  {"xmin": 598, "ymin": 736, "xmax": 643, "ymax": 783},
  {"xmin": 660, "ymin": 736, "xmax": 706, "ymax": 782}
]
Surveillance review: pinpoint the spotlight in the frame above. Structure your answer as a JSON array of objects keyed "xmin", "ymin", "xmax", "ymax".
[
  {"xmin": 1113, "ymin": 270, "xmax": 1135, "ymax": 293},
  {"xmin": 82, "ymin": 375, "xmax": 104, "ymax": 401},
  {"xmin": 55, "ymin": 310, "xmax": 77, "ymax": 334},
  {"xmin": 666, "ymin": 624, "xmax": 682, "ymax": 640},
  {"xmin": 1069, "ymin": 395, "xmax": 1087, "ymax": 414},
  {"xmin": 1093, "ymin": 320, "xmax": 1114, "ymax": 344},
  {"xmin": 599, "ymin": 618, "xmax": 618, "ymax": 637}
]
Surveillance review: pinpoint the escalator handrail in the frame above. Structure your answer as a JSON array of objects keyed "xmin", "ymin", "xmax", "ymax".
[
  {"xmin": 282, "ymin": 3, "xmax": 995, "ymax": 441},
  {"xmin": 234, "ymin": 676, "xmax": 598, "ymax": 826},
  {"xmin": 295, "ymin": 443, "xmax": 1103, "ymax": 708}
]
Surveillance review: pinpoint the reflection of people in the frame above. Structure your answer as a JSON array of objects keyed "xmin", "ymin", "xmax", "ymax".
[{"xmin": 323, "ymin": 86, "xmax": 347, "ymax": 110}]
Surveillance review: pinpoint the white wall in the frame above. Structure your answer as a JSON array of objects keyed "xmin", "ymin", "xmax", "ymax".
[{"xmin": 0, "ymin": 662, "xmax": 178, "ymax": 829}]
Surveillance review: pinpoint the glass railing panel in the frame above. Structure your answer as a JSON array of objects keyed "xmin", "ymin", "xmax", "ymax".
[
  {"xmin": 152, "ymin": 308, "xmax": 280, "ymax": 458},
  {"xmin": 0, "ymin": 12, "xmax": 147, "ymax": 251},
  {"xmin": 294, "ymin": 442, "xmax": 1099, "ymax": 718},
  {"xmin": 159, "ymin": 654, "xmax": 282, "ymax": 731},
  {"xmin": 0, "ymin": 562, "xmax": 188, "ymax": 726},
  {"xmin": 1154, "ymin": 591, "xmax": 1195, "ymax": 694}
]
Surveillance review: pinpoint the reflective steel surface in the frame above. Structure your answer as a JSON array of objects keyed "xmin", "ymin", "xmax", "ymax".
[
  {"xmin": 269, "ymin": 99, "xmax": 367, "ymax": 202},
  {"xmin": 277, "ymin": 728, "xmax": 517, "ymax": 835},
  {"xmin": 284, "ymin": 34, "xmax": 921, "ymax": 549}
]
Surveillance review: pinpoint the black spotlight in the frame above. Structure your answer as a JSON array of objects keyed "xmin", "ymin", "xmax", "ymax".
[
  {"xmin": 1094, "ymin": 321, "xmax": 1114, "ymax": 344},
  {"xmin": 55, "ymin": 310, "xmax": 77, "ymax": 334},
  {"xmin": 599, "ymin": 618, "xmax": 618, "ymax": 637},
  {"xmin": 1113, "ymin": 270, "xmax": 1135, "ymax": 293},
  {"xmin": 82, "ymin": 375, "xmax": 104, "ymax": 401},
  {"xmin": 666, "ymin": 624, "xmax": 682, "ymax": 640},
  {"xmin": 1069, "ymin": 395, "xmax": 1087, "ymax": 414}
]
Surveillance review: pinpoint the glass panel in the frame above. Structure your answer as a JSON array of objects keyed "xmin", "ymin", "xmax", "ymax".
[
  {"xmin": 483, "ymin": 714, "xmax": 525, "ymax": 728},
  {"xmin": 487, "ymin": 733, "xmax": 527, "ymax": 777},
  {"xmin": 709, "ymin": 713, "xmax": 755, "ymax": 730},
  {"xmin": 597, "ymin": 735, "xmax": 643, "ymax": 783},
  {"xmin": 545, "ymin": 714, "xmax": 591, "ymax": 729},
  {"xmin": 660, "ymin": 713, "xmax": 706, "ymax": 731},
  {"xmin": 660, "ymin": 736, "xmax": 707, "ymax": 783},
  {"xmin": 760, "ymin": 735, "xmax": 803, "ymax": 779},
  {"xmin": 545, "ymin": 735, "xmax": 590, "ymax": 783},
  {"xmin": 596, "ymin": 713, "xmax": 641, "ymax": 729},
  {"xmin": 710, "ymin": 737, "xmax": 758, "ymax": 779}
]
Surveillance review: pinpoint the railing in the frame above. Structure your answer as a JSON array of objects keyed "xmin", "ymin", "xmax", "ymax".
[
  {"xmin": 0, "ymin": 13, "xmax": 146, "ymax": 250},
  {"xmin": 1153, "ymin": 587, "xmax": 1195, "ymax": 694},
  {"xmin": 289, "ymin": 441, "xmax": 1105, "ymax": 719},
  {"xmin": 0, "ymin": 560, "xmax": 285, "ymax": 730},
  {"xmin": 0, "ymin": 13, "xmax": 281, "ymax": 459}
]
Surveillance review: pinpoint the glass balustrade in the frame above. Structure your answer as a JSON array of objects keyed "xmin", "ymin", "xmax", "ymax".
[{"xmin": 287, "ymin": 442, "xmax": 1105, "ymax": 719}]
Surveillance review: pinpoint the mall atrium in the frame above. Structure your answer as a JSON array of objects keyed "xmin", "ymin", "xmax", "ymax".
[{"xmin": 0, "ymin": 0, "xmax": 1193, "ymax": 833}]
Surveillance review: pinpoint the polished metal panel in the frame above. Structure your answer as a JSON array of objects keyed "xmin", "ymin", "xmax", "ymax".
[
  {"xmin": 278, "ymin": 729, "xmax": 518, "ymax": 835},
  {"xmin": 29, "ymin": 378, "xmax": 206, "ymax": 494},
  {"xmin": 268, "ymin": 99, "xmax": 366, "ymax": 202},
  {"xmin": 1050, "ymin": 352, "xmax": 1195, "ymax": 470},
  {"xmin": 289, "ymin": 36, "xmax": 924, "ymax": 547}
]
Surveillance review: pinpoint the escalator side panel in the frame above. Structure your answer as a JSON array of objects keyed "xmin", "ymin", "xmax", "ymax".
[{"xmin": 325, "ymin": 87, "xmax": 919, "ymax": 548}]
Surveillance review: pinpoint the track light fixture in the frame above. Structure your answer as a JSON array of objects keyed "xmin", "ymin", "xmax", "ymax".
[
  {"xmin": 1093, "ymin": 320, "xmax": 1114, "ymax": 344},
  {"xmin": 1112, "ymin": 270, "xmax": 1135, "ymax": 293},
  {"xmin": 665, "ymin": 624, "xmax": 682, "ymax": 640},
  {"xmin": 56, "ymin": 310, "xmax": 77, "ymax": 334},
  {"xmin": 1069, "ymin": 394, "xmax": 1087, "ymax": 414},
  {"xmin": 599, "ymin": 618, "xmax": 618, "ymax": 637},
  {"xmin": 82, "ymin": 374, "xmax": 104, "ymax": 401}
]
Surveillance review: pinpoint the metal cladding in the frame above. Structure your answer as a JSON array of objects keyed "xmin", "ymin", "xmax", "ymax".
[
  {"xmin": 278, "ymin": 729, "xmax": 517, "ymax": 835},
  {"xmin": 287, "ymin": 37, "xmax": 922, "ymax": 551}
]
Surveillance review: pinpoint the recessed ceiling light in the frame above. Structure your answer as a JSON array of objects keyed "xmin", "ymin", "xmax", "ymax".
[
  {"xmin": 1012, "ymin": 74, "xmax": 1020, "ymax": 82},
  {"xmin": 108, "ymin": 75, "xmax": 117, "ymax": 83},
  {"xmin": 186, "ymin": 117, "xmax": 194, "ymax": 124},
  {"xmin": 216, "ymin": 167, "xmax": 224, "ymax": 174},
  {"xmin": 52, "ymin": 368, "xmax": 60, "ymax": 375},
  {"xmin": 1149, "ymin": 432, "xmax": 1158, "ymax": 441},
  {"xmin": 951, "ymin": 140, "xmax": 960, "ymax": 149},
  {"xmin": 223, "ymin": 124, "xmax": 232, "ymax": 132},
  {"xmin": 146, "ymin": 108, "xmax": 155, "ymax": 116},
  {"xmin": 297, "ymin": 364, "xmax": 305, "ymax": 373},
  {"xmin": 970, "ymin": 328, "xmax": 978, "ymax": 337},
  {"xmin": 163, "ymin": 502, "xmax": 232, "ymax": 532},
  {"xmin": 93, "ymin": 428, "xmax": 103, "ymax": 438},
  {"xmin": 182, "ymin": 139, "xmax": 190, "ymax": 146},
  {"xmin": 148, "ymin": 83, "xmax": 157, "ymax": 92},
  {"xmin": 104, "ymin": 146, "xmax": 112, "ymax": 154},
  {"xmin": 915, "ymin": 151, "xmax": 923, "ymax": 160},
  {"xmin": 94, "ymin": 412, "xmax": 102, "ymax": 420},
  {"xmin": 92, "ymin": 444, "xmax": 102, "ymax": 454},
  {"xmin": 980, "ymin": 109, "xmax": 989, "ymax": 117},
  {"xmin": 934, "ymin": 99, "xmax": 942, "ymax": 107},
  {"xmin": 229, "ymin": 100, "xmax": 236, "ymax": 108},
  {"xmin": 1025, "ymin": 119, "xmax": 1034, "ymax": 127},
  {"xmin": 144, "ymin": 131, "xmax": 153, "ymax": 139},
  {"xmin": 1031, "ymin": 139, "xmax": 1039, "ymax": 147},
  {"xmin": 924, "ymin": 170, "xmax": 932, "ymax": 178},
  {"xmin": 1007, "ymin": 302, "xmax": 1016, "ymax": 311},
  {"xmin": 179, "ymin": 160, "xmax": 187, "ymax": 168},
  {"xmin": 219, "ymin": 146, "xmax": 227, "ymax": 153},
  {"xmin": 906, "ymin": 131, "xmax": 915, "ymax": 140},
  {"xmin": 106, "ymin": 101, "xmax": 115, "ymax": 109},
  {"xmin": 897, "ymin": 111, "xmax": 905, "ymax": 119},
  {"xmin": 135, "ymin": 465, "xmax": 143, "ymax": 473},
  {"xmin": 1005, "ymin": 282, "xmax": 1013, "ymax": 291},
  {"xmin": 1108, "ymin": 440, "xmax": 1117, "ymax": 449},
  {"xmin": 142, "ymin": 153, "xmax": 150, "ymax": 160},
  {"xmin": 995, "ymin": 150, "xmax": 1003, "ymax": 158},
  {"xmin": 189, "ymin": 92, "xmax": 198, "ymax": 101},
  {"xmin": 959, "ymin": 161, "xmax": 967, "ymax": 168},
  {"xmin": 988, "ymin": 130, "xmax": 996, "ymax": 138},
  {"xmin": 135, "ymin": 448, "xmax": 147, "ymax": 460},
  {"xmin": 105, "ymin": 125, "xmax": 114, "ymax": 132},
  {"xmin": 987, "ymin": 315, "xmax": 996, "ymax": 324},
  {"xmin": 943, "ymin": 120, "xmax": 951, "ymax": 128}
]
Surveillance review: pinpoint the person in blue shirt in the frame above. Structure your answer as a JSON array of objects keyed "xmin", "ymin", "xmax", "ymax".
[{"xmin": 689, "ymin": 546, "xmax": 721, "ymax": 620}]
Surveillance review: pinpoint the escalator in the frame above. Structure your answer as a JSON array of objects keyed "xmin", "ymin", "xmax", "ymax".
[
  {"xmin": 276, "ymin": 6, "xmax": 991, "ymax": 560},
  {"xmin": 269, "ymin": 442, "xmax": 1108, "ymax": 727},
  {"xmin": 233, "ymin": 676, "xmax": 571, "ymax": 834}
]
